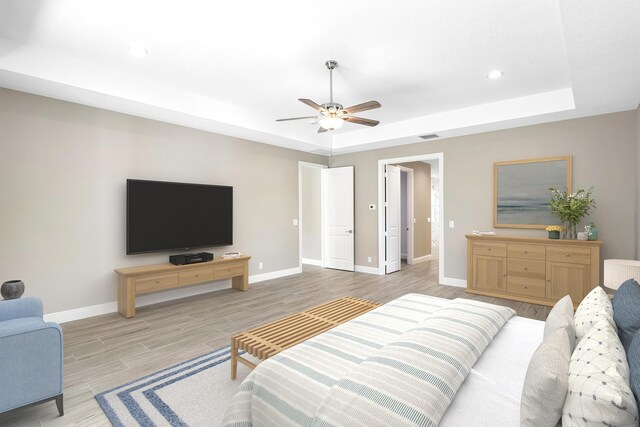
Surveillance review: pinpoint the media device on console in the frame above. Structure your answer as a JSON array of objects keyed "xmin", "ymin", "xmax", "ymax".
[{"xmin": 169, "ymin": 252, "xmax": 214, "ymax": 265}]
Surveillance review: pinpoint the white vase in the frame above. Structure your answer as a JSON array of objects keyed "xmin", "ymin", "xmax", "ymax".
[{"xmin": 577, "ymin": 232, "xmax": 588, "ymax": 241}]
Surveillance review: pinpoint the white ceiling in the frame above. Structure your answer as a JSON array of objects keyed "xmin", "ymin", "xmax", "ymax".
[{"xmin": 0, "ymin": 0, "xmax": 638, "ymax": 154}]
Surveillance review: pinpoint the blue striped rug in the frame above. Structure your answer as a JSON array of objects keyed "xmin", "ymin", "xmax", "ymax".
[{"xmin": 95, "ymin": 346, "xmax": 252, "ymax": 426}]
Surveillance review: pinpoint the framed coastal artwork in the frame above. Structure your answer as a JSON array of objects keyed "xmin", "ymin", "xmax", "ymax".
[{"xmin": 494, "ymin": 156, "xmax": 572, "ymax": 229}]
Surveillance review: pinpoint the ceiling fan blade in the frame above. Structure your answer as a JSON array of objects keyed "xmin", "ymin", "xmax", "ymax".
[
  {"xmin": 276, "ymin": 116, "xmax": 318, "ymax": 122},
  {"xmin": 317, "ymin": 127, "xmax": 328, "ymax": 133},
  {"xmin": 344, "ymin": 116, "xmax": 379, "ymax": 127},
  {"xmin": 299, "ymin": 98, "xmax": 323, "ymax": 111},
  {"xmin": 343, "ymin": 100, "xmax": 381, "ymax": 115}
]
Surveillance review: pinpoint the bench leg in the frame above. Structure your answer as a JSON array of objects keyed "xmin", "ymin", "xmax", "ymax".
[{"xmin": 231, "ymin": 339, "xmax": 238, "ymax": 380}]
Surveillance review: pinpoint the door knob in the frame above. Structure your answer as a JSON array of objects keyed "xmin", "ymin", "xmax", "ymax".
[{"xmin": 346, "ymin": 230, "xmax": 353, "ymax": 233}]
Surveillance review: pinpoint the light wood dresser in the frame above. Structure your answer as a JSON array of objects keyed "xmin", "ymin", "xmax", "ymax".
[
  {"xmin": 466, "ymin": 235, "xmax": 602, "ymax": 307},
  {"xmin": 115, "ymin": 255, "xmax": 251, "ymax": 318}
]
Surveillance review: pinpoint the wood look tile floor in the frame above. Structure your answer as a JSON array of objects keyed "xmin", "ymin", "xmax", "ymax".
[{"xmin": 0, "ymin": 256, "xmax": 551, "ymax": 426}]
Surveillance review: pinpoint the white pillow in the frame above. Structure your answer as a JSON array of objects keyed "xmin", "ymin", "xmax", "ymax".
[
  {"xmin": 573, "ymin": 286, "xmax": 614, "ymax": 341},
  {"xmin": 544, "ymin": 295, "xmax": 576, "ymax": 351},
  {"xmin": 521, "ymin": 329, "xmax": 571, "ymax": 427},
  {"xmin": 562, "ymin": 319, "xmax": 638, "ymax": 426}
]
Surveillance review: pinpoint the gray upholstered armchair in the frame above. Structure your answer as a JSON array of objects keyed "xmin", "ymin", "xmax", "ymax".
[{"xmin": 0, "ymin": 297, "xmax": 64, "ymax": 415}]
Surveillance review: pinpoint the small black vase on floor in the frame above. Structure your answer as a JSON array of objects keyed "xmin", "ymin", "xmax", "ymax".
[{"xmin": 1, "ymin": 280, "xmax": 25, "ymax": 300}]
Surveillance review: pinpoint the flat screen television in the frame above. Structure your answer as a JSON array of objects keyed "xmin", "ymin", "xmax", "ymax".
[{"xmin": 126, "ymin": 179, "xmax": 232, "ymax": 254}]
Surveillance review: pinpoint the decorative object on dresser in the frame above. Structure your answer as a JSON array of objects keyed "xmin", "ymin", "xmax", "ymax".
[
  {"xmin": 548, "ymin": 186, "xmax": 596, "ymax": 239},
  {"xmin": 466, "ymin": 235, "xmax": 602, "ymax": 308},
  {"xmin": 545, "ymin": 225, "xmax": 563, "ymax": 239},
  {"xmin": 1, "ymin": 279, "xmax": 25, "ymax": 300},
  {"xmin": 585, "ymin": 222, "xmax": 598, "ymax": 241},
  {"xmin": 115, "ymin": 255, "xmax": 251, "ymax": 318},
  {"xmin": 494, "ymin": 156, "xmax": 571, "ymax": 229},
  {"xmin": 603, "ymin": 259, "xmax": 640, "ymax": 294}
]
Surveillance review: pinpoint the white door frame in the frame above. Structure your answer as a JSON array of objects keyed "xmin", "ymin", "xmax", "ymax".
[
  {"xmin": 397, "ymin": 166, "xmax": 414, "ymax": 265},
  {"xmin": 384, "ymin": 164, "xmax": 402, "ymax": 274},
  {"xmin": 298, "ymin": 161, "xmax": 328, "ymax": 269},
  {"xmin": 377, "ymin": 153, "xmax": 444, "ymax": 282}
]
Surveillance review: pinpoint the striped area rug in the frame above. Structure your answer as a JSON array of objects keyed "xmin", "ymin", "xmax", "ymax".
[{"xmin": 95, "ymin": 347, "xmax": 254, "ymax": 426}]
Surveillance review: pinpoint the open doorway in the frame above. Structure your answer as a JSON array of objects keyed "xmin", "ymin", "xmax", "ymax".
[
  {"xmin": 299, "ymin": 162, "xmax": 327, "ymax": 267},
  {"xmin": 378, "ymin": 153, "xmax": 444, "ymax": 282}
]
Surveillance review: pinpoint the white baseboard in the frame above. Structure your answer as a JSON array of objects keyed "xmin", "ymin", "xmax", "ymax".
[
  {"xmin": 355, "ymin": 265, "xmax": 384, "ymax": 275},
  {"xmin": 412, "ymin": 254, "xmax": 432, "ymax": 264},
  {"xmin": 301, "ymin": 258, "xmax": 322, "ymax": 266},
  {"xmin": 441, "ymin": 277, "xmax": 467, "ymax": 288},
  {"xmin": 44, "ymin": 301, "xmax": 118, "ymax": 324},
  {"xmin": 44, "ymin": 266, "xmax": 302, "ymax": 324},
  {"xmin": 249, "ymin": 266, "xmax": 302, "ymax": 284}
]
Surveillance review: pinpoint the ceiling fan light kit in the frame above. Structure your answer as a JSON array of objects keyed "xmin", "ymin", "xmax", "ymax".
[{"xmin": 277, "ymin": 60, "xmax": 381, "ymax": 133}]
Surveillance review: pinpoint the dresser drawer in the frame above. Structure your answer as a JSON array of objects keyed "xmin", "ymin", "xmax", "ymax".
[
  {"xmin": 506, "ymin": 279, "xmax": 546, "ymax": 299},
  {"xmin": 546, "ymin": 245, "xmax": 592, "ymax": 264},
  {"xmin": 214, "ymin": 263, "xmax": 244, "ymax": 279},
  {"xmin": 473, "ymin": 242, "xmax": 507, "ymax": 257},
  {"xmin": 179, "ymin": 267, "xmax": 214, "ymax": 285},
  {"xmin": 507, "ymin": 243, "xmax": 545, "ymax": 261},
  {"xmin": 507, "ymin": 259, "xmax": 546, "ymax": 280},
  {"xmin": 136, "ymin": 273, "xmax": 179, "ymax": 293}
]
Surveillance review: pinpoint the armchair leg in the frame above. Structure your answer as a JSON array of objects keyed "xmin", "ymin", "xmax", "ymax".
[{"xmin": 55, "ymin": 394, "xmax": 64, "ymax": 416}]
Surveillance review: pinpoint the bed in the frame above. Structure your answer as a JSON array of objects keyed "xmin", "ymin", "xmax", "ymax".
[{"xmin": 223, "ymin": 293, "xmax": 545, "ymax": 426}]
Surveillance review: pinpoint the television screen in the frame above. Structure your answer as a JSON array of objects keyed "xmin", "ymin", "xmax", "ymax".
[{"xmin": 126, "ymin": 179, "xmax": 232, "ymax": 254}]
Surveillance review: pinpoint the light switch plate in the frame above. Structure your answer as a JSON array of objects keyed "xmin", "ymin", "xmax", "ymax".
[
  {"xmin": 449, "ymin": 220, "xmax": 455, "ymax": 228},
  {"xmin": 293, "ymin": 219, "xmax": 298, "ymax": 226}
]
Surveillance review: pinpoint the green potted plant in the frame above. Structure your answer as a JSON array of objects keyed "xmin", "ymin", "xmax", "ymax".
[{"xmin": 548, "ymin": 187, "xmax": 596, "ymax": 239}]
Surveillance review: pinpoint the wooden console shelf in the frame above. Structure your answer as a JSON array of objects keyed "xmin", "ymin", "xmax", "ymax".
[
  {"xmin": 466, "ymin": 235, "xmax": 601, "ymax": 308},
  {"xmin": 115, "ymin": 255, "xmax": 251, "ymax": 318}
]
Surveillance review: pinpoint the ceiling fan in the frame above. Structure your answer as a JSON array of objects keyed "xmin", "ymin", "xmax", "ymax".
[{"xmin": 276, "ymin": 60, "xmax": 381, "ymax": 133}]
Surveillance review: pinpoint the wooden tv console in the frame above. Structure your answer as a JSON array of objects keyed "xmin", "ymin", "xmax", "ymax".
[{"xmin": 115, "ymin": 255, "xmax": 251, "ymax": 318}]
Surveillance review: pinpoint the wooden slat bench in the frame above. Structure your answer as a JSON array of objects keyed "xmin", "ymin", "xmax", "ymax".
[{"xmin": 230, "ymin": 296, "xmax": 380, "ymax": 379}]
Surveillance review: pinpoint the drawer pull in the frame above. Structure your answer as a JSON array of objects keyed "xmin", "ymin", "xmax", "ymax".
[
  {"xmin": 524, "ymin": 267, "xmax": 528, "ymax": 271},
  {"xmin": 565, "ymin": 253, "xmax": 570, "ymax": 257},
  {"xmin": 195, "ymin": 274, "xmax": 199, "ymax": 278},
  {"xmin": 524, "ymin": 251, "xmax": 528, "ymax": 254},
  {"xmin": 155, "ymin": 280, "xmax": 160, "ymax": 284},
  {"xmin": 524, "ymin": 286, "xmax": 528, "ymax": 289},
  {"xmin": 488, "ymin": 248, "xmax": 492, "ymax": 251}
]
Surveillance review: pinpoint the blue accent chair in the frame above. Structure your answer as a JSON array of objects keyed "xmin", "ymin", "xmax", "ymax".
[{"xmin": 0, "ymin": 297, "xmax": 64, "ymax": 416}]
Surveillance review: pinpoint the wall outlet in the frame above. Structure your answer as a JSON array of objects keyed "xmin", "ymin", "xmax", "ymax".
[
  {"xmin": 428, "ymin": 217, "xmax": 431, "ymax": 223},
  {"xmin": 292, "ymin": 219, "xmax": 298, "ymax": 226},
  {"xmin": 368, "ymin": 256, "xmax": 372, "ymax": 263},
  {"xmin": 369, "ymin": 204, "xmax": 376, "ymax": 211},
  {"xmin": 449, "ymin": 220, "xmax": 455, "ymax": 228},
  {"xmin": 258, "ymin": 262, "xmax": 263, "ymax": 270}
]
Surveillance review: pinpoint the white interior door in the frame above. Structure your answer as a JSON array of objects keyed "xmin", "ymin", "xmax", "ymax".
[
  {"xmin": 322, "ymin": 166, "xmax": 354, "ymax": 271},
  {"xmin": 385, "ymin": 164, "xmax": 401, "ymax": 273}
]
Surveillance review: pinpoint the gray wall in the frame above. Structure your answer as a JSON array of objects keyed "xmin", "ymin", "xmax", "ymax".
[
  {"xmin": 301, "ymin": 165, "xmax": 322, "ymax": 261},
  {"xmin": 330, "ymin": 111, "xmax": 638, "ymax": 281},
  {"xmin": 397, "ymin": 162, "xmax": 431, "ymax": 258},
  {"xmin": 0, "ymin": 88, "xmax": 327, "ymax": 314},
  {"xmin": 637, "ymin": 105, "xmax": 640, "ymax": 259}
]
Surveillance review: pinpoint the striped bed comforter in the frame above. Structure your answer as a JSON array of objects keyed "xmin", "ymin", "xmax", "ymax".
[{"xmin": 223, "ymin": 293, "xmax": 515, "ymax": 427}]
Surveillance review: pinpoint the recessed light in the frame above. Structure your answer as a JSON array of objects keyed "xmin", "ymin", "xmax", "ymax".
[
  {"xmin": 487, "ymin": 70, "xmax": 504, "ymax": 79},
  {"xmin": 128, "ymin": 44, "xmax": 149, "ymax": 57}
]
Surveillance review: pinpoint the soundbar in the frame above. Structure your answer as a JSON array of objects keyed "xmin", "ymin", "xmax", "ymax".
[{"xmin": 169, "ymin": 252, "xmax": 214, "ymax": 265}]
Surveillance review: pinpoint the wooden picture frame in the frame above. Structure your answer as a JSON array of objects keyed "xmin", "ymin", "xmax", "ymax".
[{"xmin": 494, "ymin": 156, "xmax": 571, "ymax": 229}]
